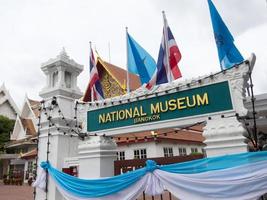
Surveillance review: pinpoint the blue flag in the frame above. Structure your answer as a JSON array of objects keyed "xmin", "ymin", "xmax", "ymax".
[
  {"xmin": 207, "ymin": 0, "xmax": 244, "ymax": 70},
  {"xmin": 127, "ymin": 33, "xmax": 156, "ymax": 84}
]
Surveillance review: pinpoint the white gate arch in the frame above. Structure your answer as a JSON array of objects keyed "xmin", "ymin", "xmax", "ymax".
[{"xmin": 80, "ymin": 54, "xmax": 256, "ymax": 157}]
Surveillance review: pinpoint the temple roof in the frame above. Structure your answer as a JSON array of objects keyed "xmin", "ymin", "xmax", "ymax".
[
  {"xmin": 98, "ymin": 59, "xmax": 141, "ymax": 92},
  {"xmin": 83, "ymin": 56, "xmax": 141, "ymax": 102},
  {"xmin": 28, "ymin": 98, "xmax": 41, "ymax": 118},
  {"xmin": 0, "ymin": 83, "xmax": 20, "ymax": 119},
  {"xmin": 20, "ymin": 148, "xmax": 37, "ymax": 160},
  {"xmin": 20, "ymin": 117, "xmax": 36, "ymax": 136}
]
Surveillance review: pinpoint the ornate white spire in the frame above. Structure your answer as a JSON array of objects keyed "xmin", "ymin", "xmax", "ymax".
[
  {"xmin": 41, "ymin": 47, "xmax": 83, "ymax": 71},
  {"xmin": 39, "ymin": 47, "xmax": 84, "ymax": 99},
  {"xmin": 58, "ymin": 47, "xmax": 69, "ymax": 59}
]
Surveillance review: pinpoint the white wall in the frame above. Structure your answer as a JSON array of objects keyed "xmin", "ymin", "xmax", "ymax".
[
  {"xmin": 0, "ymin": 101, "xmax": 17, "ymax": 120},
  {"xmin": 117, "ymin": 141, "xmax": 205, "ymax": 160}
]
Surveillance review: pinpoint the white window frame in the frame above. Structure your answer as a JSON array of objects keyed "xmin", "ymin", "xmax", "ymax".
[
  {"xmin": 134, "ymin": 149, "xmax": 147, "ymax": 159},
  {"xmin": 191, "ymin": 147, "xmax": 198, "ymax": 153},
  {"xmin": 178, "ymin": 147, "xmax": 187, "ymax": 156},
  {"xmin": 117, "ymin": 151, "xmax": 125, "ymax": 160},
  {"xmin": 163, "ymin": 147, "xmax": 173, "ymax": 157}
]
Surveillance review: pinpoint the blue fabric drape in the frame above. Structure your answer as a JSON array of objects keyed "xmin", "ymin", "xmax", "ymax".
[
  {"xmin": 39, "ymin": 151, "xmax": 267, "ymax": 198},
  {"xmin": 42, "ymin": 162, "xmax": 146, "ymax": 198},
  {"xmin": 160, "ymin": 151, "xmax": 267, "ymax": 174}
]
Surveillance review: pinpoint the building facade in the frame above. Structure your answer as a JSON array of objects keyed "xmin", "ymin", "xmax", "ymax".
[
  {"xmin": 0, "ymin": 84, "xmax": 20, "ymax": 120},
  {"xmin": 4, "ymin": 97, "xmax": 40, "ymax": 183}
]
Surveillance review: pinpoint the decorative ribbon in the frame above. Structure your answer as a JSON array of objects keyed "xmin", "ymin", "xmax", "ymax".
[
  {"xmin": 145, "ymin": 160, "xmax": 158, "ymax": 172},
  {"xmin": 33, "ymin": 151, "xmax": 267, "ymax": 200}
]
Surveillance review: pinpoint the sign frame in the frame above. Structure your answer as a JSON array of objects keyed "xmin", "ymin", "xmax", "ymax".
[{"xmin": 87, "ymin": 80, "xmax": 235, "ymax": 135}]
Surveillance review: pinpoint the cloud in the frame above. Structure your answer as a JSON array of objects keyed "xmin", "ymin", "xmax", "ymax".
[
  {"xmin": 151, "ymin": 0, "xmax": 267, "ymax": 35},
  {"xmin": 0, "ymin": 0, "xmax": 266, "ymax": 110},
  {"xmin": 236, "ymin": 23, "xmax": 267, "ymax": 94}
]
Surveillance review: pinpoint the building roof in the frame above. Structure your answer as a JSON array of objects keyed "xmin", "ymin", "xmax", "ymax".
[
  {"xmin": 0, "ymin": 83, "xmax": 20, "ymax": 119},
  {"xmin": 99, "ymin": 59, "xmax": 141, "ymax": 92},
  {"xmin": 115, "ymin": 124, "xmax": 205, "ymax": 146},
  {"xmin": 5, "ymin": 136, "xmax": 37, "ymax": 149},
  {"xmin": 20, "ymin": 117, "xmax": 36, "ymax": 136},
  {"xmin": 20, "ymin": 148, "xmax": 37, "ymax": 160},
  {"xmin": 0, "ymin": 153, "xmax": 19, "ymax": 159},
  {"xmin": 28, "ymin": 98, "xmax": 41, "ymax": 118},
  {"xmin": 83, "ymin": 56, "xmax": 141, "ymax": 102}
]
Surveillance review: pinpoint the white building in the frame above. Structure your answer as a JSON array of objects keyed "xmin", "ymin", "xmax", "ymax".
[
  {"xmin": 5, "ymin": 97, "xmax": 40, "ymax": 183},
  {"xmin": 0, "ymin": 84, "xmax": 20, "ymax": 120},
  {"xmin": 116, "ymin": 126, "xmax": 205, "ymax": 160}
]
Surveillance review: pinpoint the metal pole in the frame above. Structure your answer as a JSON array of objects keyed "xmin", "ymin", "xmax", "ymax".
[
  {"xmin": 89, "ymin": 41, "xmax": 94, "ymax": 102},
  {"xmin": 162, "ymin": 11, "xmax": 171, "ymax": 81},
  {"xmin": 248, "ymin": 63, "xmax": 258, "ymax": 149},
  {"xmin": 143, "ymin": 191, "xmax": 146, "ymax": 200},
  {"xmin": 169, "ymin": 191, "xmax": 172, "ymax": 200},
  {"xmin": 45, "ymin": 105, "xmax": 52, "ymax": 200},
  {"xmin": 126, "ymin": 27, "xmax": 130, "ymax": 93},
  {"xmin": 33, "ymin": 101, "xmax": 44, "ymax": 200}
]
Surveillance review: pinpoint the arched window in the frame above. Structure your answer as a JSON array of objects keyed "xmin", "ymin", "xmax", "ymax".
[
  {"xmin": 65, "ymin": 71, "xmax": 72, "ymax": 88},
  {"xmin": 52, "ymin": 71, "xmax": 58, "ymax": 87}
]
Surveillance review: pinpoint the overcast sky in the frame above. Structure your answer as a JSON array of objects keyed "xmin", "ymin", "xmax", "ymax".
[{"xmin": 0, "ymin": 0, "xmax": 266, "ymax": 109}]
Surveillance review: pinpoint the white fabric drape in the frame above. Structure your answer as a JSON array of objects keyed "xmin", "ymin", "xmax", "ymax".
[
  {"xmin": 32, "ymin": 168, "xmax": 46, "ymax": 190},
  {"xmin": 34, "ymin": 170, "xmax": 165, "ymax": 200},
  {"xmin": 155, "ymin": 160, "xmax": 267, "ymax": 200},
  {"xmin": 34, "ymin": 160, "xmax": 267, "ymax": 200}
]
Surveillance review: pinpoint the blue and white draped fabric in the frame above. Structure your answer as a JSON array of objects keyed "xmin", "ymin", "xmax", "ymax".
[{"xmin": 33, "ymin": 152, "xmax": 267, "ymax": 200}]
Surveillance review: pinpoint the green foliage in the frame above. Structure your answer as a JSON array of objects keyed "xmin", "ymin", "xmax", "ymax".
[
  {"xmin": 0, "ymin": 115, "xmax": 15, "ymax": 152},
  {"xmin": 189, "ymin": 152, "xmax": 203, "ymax": 156}
]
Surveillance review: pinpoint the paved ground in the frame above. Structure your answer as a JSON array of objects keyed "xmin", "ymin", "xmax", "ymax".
[
  {"xmin": 0, "ymin": 182, "xmax": 34, "ymax": 200},
  {"xmin": 0, "ymin": 182, "xmax": 178, "ymax": 200}
]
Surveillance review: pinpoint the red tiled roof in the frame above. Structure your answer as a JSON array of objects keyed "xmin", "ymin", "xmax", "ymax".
[
  {"xmin": 115, "ymin": 125, "xmax": 205, "ymax": 146},
  {"xmin": 20, "ymin": 117, "xmax": 36, "ymax": 136},
  {"xmin": 20, "ymin": 148, "xmax": 37, "ymax": 159},
  {"xmin": 28, "ymin": 98, "xmax": 41, "ymax": 118},
  {"xmin": 5, "ymin": 136, "xmax": 36, "ymax": 148}
]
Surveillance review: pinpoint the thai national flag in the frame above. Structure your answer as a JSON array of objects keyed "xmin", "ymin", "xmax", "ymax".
[
  {"xmin": 147, "ymin": 19, "xmax": 182, "ymax": 89},
  {"xmin": 88, "ymin": 48, "xmax": 104, "ymax": 101}
]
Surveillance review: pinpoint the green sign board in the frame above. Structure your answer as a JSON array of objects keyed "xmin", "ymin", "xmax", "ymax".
[{"xmin": 87, "ymin": 81, "xmax": 233, "ymax": 132}]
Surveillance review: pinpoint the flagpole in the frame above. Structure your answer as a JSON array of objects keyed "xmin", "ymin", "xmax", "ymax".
[
  {"xmin": 89, "ymin": 41, "xmax": 94, "ymax": 102},
  {"xmin": 126, "ymin": 27, "xmax": 130, "ymax": 93},
  {"xmin": 162, "ymin": 11, "xmax": 171, "ymax": 81}
]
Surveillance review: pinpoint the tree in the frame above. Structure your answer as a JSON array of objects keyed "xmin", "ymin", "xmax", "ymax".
[{"xmin": 0, "ymin": 115, "xmax": 15, "ymax": 152}]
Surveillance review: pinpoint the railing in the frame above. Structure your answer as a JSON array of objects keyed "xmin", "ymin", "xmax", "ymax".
[{"xmin": 114, "ymin": 154, "xmax": 204, "ymax": 175}]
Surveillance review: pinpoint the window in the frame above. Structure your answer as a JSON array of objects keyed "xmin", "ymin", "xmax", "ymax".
[
  {"xmin": 117, "ymin": 151, "xmax": 125, "ymax": 160},
  {"xmin": 179, "ymin": 147, "xmax": 187, "ymax": 156},
  {"xmin": 28, "ymin": 161, "xmax": 33, "ymax": 173},
  {"xmin": 26, "ymin": 161, "xmax": 34, "ymax": 180},
  {"xmin": 163, "ymin": 147, "xmax": 173, "ymax": 157},
  {"xmin": 191, "ymin": 148, "xmax": 198, "ymax": 153},
  {"xmin": 202, "ymin": 148, "xmax": 206, "ymax": 155},
  {"xmin": 52, "ymin": 71, "xmax": 58, "ymax": 87},
  {"xmin": 134, "ymin": 149, "xmax": 147, "ymax": 159},
  {"xmin": 65, "ymin": 71, "xmax": 72, "ymax": 88}
]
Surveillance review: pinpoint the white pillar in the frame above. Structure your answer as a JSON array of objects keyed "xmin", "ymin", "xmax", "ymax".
[
  {"xmin": 35, "ymin": 98, "xmax": 80, "ymax": 200},
  {"xmin": 36, "ymin": 49, "xmax": 83, "ymax": 200},
  {"xmin": 78, "ymin": 136, "xmax": 117, "ymax": 179},
  {"xmin": 203, "ymin": 116, "xmax": 248, "ymax": 157}
]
